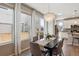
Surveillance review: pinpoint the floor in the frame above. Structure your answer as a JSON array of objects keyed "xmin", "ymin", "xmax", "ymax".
[
  {"xmin": 20, "ymin": 50, "xmax": 31, "ymax": 56},
  {"xmin": 20, "ymin": 39, "xmax": 79, "ymax": 56},
  {"xmin": 20, "ymin": 31, "xmax": 79, "ymax": 56},
  {"xmin": 0, "ymin": 31, "xmax": 79, "ymax": 56},
  {"xmin": 63, "ymin": 39, "xmax": 79, "ymax": 56}
]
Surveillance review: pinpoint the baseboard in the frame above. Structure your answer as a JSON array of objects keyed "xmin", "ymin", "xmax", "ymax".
[
  {"xmin": 9, "ymin": 47, "xmax": 30, "ymax": 56},
  {"xmin": 21, "ymin": 47, "xmax": 30, "ymax": 52}
]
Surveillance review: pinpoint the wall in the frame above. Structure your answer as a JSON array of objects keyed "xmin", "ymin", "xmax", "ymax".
[
  {"xmin": 57, "ymin": 19, "xmax": 79, "ymax": 39},
  {"xmin": 63, "ymin": 19, "xmax": 79, "ymax": 28},
  {"xmin": 56, "ymin": 19, "xmax": 79, "ymax": 31}
]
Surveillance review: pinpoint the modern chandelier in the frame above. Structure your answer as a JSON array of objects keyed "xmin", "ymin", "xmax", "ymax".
[{"xmin": 44, "ymin": 4, "xmax": 56, "ymax": 22}]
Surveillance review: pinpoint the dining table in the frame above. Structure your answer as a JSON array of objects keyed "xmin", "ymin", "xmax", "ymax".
[{"xmin": 35, "ymin": 37, "xmax": 58, "ymax": 56}]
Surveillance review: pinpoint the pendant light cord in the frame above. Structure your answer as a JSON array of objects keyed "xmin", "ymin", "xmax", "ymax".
[{"xmin": 48, "ymin": 4, "xmax": 50, "ymax": 13}]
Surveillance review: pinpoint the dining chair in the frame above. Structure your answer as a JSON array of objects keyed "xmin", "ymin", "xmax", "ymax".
[
  {"xmin": 71, "ymin": 25, "xmax": 79, "ymax": 45},
  {"xmin": 33, "ymin": 36, "xmax": 38, "ymax": 42},
  {"xmin": 30, "ymin": 42, "xmax": 48, "ymax": 56},
  {"xmin": 52, "ymin": 38, "xmax": 64, "ymax": 56},
  {"xmin": 72, "ymin": 34, "xmax": 79, "ymax": 45},
  {"xmin": 40, "ymin": 35, "xmax": 44, "ymax": 39}
]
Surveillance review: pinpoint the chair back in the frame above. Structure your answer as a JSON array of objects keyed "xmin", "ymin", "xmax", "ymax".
[
  {"xmin": 40, "ymin": 35, "xmax": 44, "ymax": 39},
  {"xmin": 30, "ymin": 42, "xmax": 42, "ymax": 56},
  {"xmin": 57, "ymin": 39, "xmax": 64, "ymax": 53},
  {"xmin": 33, "ymin": 36, "xmax": 38, "ymax": 42}
]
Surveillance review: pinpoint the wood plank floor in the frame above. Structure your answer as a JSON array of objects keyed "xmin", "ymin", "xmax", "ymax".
[
  {"xmin": 21, "ymin": 39, "xmax": 79, "ymax": 56},
  {"xmin": 63, "ymin": 39, "xmax": 79, "ymax": 56}
]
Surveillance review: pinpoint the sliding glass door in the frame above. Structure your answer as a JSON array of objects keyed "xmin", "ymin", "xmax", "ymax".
[
  {"xmin": 0, "ymin": 3, "xmax": 43, "ymax": 56},
  {"xmin": 0, "ymin": 4, "xmax": 15, "ymax": 56},
  {"xmin": 39, "ymin": 17, "xmax": 44, "ymax": 39},
  {"xmin": 20, "ymin": 13, "xmax": 31, "ymax": 55}
]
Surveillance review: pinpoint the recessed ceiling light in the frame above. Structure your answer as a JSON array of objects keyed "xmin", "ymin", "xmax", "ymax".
[{"xmin": 57, "ymin": 13, "xmax": 63, "ymax": 16}]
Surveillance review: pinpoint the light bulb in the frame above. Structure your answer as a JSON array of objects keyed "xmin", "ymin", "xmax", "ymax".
[{"xmin": 44, "ymin": 12, "xmax": 56, "ymax": 22}]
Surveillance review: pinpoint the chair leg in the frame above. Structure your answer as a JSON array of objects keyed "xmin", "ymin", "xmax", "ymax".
[
  {"xmin": 59, "ymin": 50, "xmax": 64, "ymax": 56},
  {"xmin": 72, "ymin": 38, "xmax": 74, "ymax": 45},
  {"xmin": 59, "ymin": 53, "xmax": 62, "ymax": 56},
  {"xmin": 61, "ymin": 50, "xmax": 64, "ymax": 56}
]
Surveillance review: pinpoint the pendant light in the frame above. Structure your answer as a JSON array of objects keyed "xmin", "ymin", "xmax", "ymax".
[
  {"xmin": 44, "ymin": 4, "xmax": 56, "ymax": 22},
  {"xmin": 73, "ymin": 10, "xmax": 78, "ymax": 24},
  {"xmin": 73, "ymin": 10, "xmax": 77, "ymax": 17}
]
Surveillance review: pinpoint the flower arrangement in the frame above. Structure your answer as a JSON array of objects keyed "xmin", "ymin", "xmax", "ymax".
[{"xmin": 46, "ymin": 34, "xmax": 52, "ymax": 39}]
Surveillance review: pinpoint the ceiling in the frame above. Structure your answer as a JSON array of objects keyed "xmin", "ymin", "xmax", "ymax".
[{"xmin": 26, "ymin": 3, "xmax": 79, "ymax": 20}]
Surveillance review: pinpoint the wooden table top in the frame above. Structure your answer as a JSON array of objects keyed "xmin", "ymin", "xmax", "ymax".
[{"xmin": 35, "ymin": 38, "xmax": 55, "ymax": 47}]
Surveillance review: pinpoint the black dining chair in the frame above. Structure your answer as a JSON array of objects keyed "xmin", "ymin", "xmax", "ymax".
[
  {"xmin": 71, "ymin": 25, "xmax": 79, "ymax": 45},
  {"xmin": 44, "ymin": 39, "xmax": 57, "ymax": 56},
  {"xmin": 72, "ymin": 34, "xmax": 79, "ymax": 45},
  {"xmin": 52, "ymin": 39, "xmax": 64, "ymax": 56}
]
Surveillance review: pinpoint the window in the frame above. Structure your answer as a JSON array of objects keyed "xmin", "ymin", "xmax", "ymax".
[
  {"xmin": 20, "ymin": 12, "xmax": 31, "ymax": 51},
  {"xmin": 20, "ymin": 13, "xmax": 31, "ymax": 41},
  {"xmin": 0, "ymin": 7, "xmax": 13, "ymax": 45},
  {"xmin": 40, "ymin": 18, "xmax": 44, "ymax": 31}
]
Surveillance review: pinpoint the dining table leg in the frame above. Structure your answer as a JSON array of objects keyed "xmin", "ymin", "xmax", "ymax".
[
  {"xmin": 44, "ymin": 46, "xmax": 53, "ymax": 56},
  {"xmin": 49, "ymin": 48, "xmax": 52, "ymax": 56}
]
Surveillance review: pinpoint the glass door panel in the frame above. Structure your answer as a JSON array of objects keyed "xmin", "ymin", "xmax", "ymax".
[
  {"xmin": 40, "ymin": 18, "xmax": 44, "ymax": 39},
  {"xmin": 20, "ymin": 13, "xmax": 31, "ymax": 54},
  {"xmin": 0, "ymin": 7, "xmax": 14, "ymax": 55}
]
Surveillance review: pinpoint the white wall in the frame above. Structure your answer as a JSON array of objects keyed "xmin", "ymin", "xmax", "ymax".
[
  {"xmin": 56, "ymin": 19, "xmax": 79, "ymax": 39},
  {"xmin": 57, "ymin": 19, "xmax": 79, "ymax": 30},
  {"xmin": 63, "ymin": 19, "xmax": 79, "ymax": 28}
]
